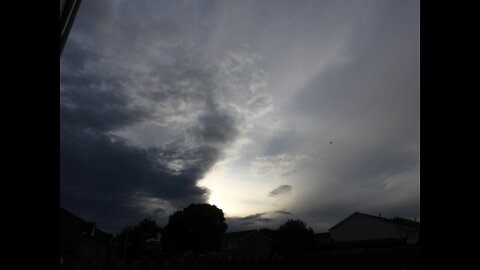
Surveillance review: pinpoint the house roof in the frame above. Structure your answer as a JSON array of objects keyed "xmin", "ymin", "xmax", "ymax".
[
  {"xmin": 60, "ymin": 207, "xmax": 86, "ymax": 223},
  {"xmin": 60, "ymin": 207, "xmax": 113, "ymax": 241},
  {"xmin": 60, "ymin": 207, "xmax": 94, "ymax": 234},
  {"xmin": 223, "ymin": 229, "xmax": 272, "ymax": 242},
  {"xmin": 328, "ymin": 212, "xmax": 420, "ymax": 232},
  {"xmin": 223, "ymin": 230, "xmax": 257, "ymax": 241},
  {"xmin": 94, "ymin": 227, "xmax": 113, "ymax": 241},
  {"xmin": 392, "ymin": 217, "xmax": 420, "ymax": 229},
  {"xmin": 315, "ymin": 232, "xmax": 331, "ymax": 241}
]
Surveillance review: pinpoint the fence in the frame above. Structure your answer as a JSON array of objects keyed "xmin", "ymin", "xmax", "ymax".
[{"xmin": 60, "ymin": 243, "xmax": 419, "ymax": 270}]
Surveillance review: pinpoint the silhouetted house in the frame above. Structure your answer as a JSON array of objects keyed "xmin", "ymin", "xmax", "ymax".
[
  {"xmin": 314, "ymin": 232, "xmax": 333, "ymax": 245},
  {"xmin": 222, "ymin": 230, "xmax": 272, "ymax": 259},
  {"xmin": 328, "ymin": 212, "xmax": 420, "ymax": 244},
  {"xmin": 60, "ymin": 207, "xmax": 117, "ymax": 263}
]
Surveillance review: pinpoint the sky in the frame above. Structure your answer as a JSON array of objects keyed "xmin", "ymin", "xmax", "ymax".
[{"xmin": 60, "ymin": 0, "xmax": 419, "ymax": 233}]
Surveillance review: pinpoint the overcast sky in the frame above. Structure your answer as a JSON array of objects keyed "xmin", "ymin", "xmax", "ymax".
[{"xmin": 60, "ymin": 0, "xmax": 419, "ymax": 233}]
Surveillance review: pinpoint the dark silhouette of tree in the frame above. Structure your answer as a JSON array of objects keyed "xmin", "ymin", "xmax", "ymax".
[
  {"xmin": 161, "ymin": 203, "xmax": 227, "ymax": 253},
  {"xmin": 117, "ymin": 218, "xmax": 161, "ymax": 260},
  {"xmin": 276, "ymin": 219, "xmax": 315, "ymax": 244}
]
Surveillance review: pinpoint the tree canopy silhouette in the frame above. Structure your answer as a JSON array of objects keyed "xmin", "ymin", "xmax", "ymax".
[
  {"xmin": 161, "ymin": 203, "xmax": 227, "ymax": 253},
  {"xmin": 117, "ymin": 218, "xmax": 161, "ymax": 260},
  {"xmin": 277, "ymin": 219, "xmax": 315, "ymax": 244}
]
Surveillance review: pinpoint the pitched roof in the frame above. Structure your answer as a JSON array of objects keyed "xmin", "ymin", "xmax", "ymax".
[
  {"xmin": 60, "ymin": 207, "xmax": 86, "ymax": 223},
  {"xmin": 329, "ymin": 212, "xmax": 420, "ymax": 232},
  {"xmin": 60, "ymin": 207, "xmax": 95, "ymax": 234},
  {"xmin": 223, "ymin": 230, "xmax": 272, "ymax": 242},
  {"xmin": 60, "ymin": 207, "xmax": 113, "ymax": 241},
  {"xmin": 223, "ymin": 230, "xmax": 257, "ymax": 241},
  {"xmin": 392, "ymin": 217, "xmax": 420, "ymax": 229}
]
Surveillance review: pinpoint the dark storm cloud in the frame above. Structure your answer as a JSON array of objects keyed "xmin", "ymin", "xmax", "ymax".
[
  {"xmin": 240, "ymin": 213, "xmax": 269, "ymax": 222},
  {"xmin": 60, "ymin": 0, "xmax": 419, "ymax": 233},
  {"xmin": 226, "ymin": 210, "xmax": 296, "ymax": 232},
  {"xmin": 60, "ymin": 71, "xmax": 237, "ymax": 232},
  {"xmin": 268, "ymin": 185, "xmax": 292, "ymax": 197},
  {"xmin": 226, "ymin": 212, "xmax": 274, "ymax": 232},
  {"xmin": 189, "ymin": 112, "xmax": 239, "ymax": 146},
  {"xmin": 60, "ymin": 72, "xmax": 151, "ymax": 132},
  {"xmin": 275, "ymin": 210, "xmax": 292, "ymax": 215},
  {"xmin": 60, "ymin": 123, "xmax": 217, "ymax": 232},
  {"xmin": 60, "ymin": 0, "xmax": 240, "ymax": 233}
]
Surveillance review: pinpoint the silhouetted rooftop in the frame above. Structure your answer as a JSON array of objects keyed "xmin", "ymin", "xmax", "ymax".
[
  {"xmin": 223, "ymin": 230, "xmax": 272, "ymax": 242},
  {"xmin": 392, "ymin": 217, "xmax": 420, "ymax": 229},
  {"xmin": 223, "ymin": 230, "xmax": 257, "ymax": 241},
  {"xmin": 329, "ymin": 212, "xmax": 420, "ymax": 231},
  {"xmin": 315, "ymin": 232, "xmax": 331, "ymax": 241},
  {"xmin": 60, "ymin": 206, "xmax": 113, "ymax": 241}
]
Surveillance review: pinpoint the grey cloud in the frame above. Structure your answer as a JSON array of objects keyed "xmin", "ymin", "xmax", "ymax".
[
  {"xmin": 60, "ymin": 79, "xmax": 151, "ymax": 133},
  {"xmin": 275, "ymin": 210, "xmax": 292, "ymax": 215},
  {"xmin": 153, "ymin": 208, "xmax": 166, "ymax": 216},
  {"xmin": 189, "ymin": 111, "xmax": 239, "ymax": 146},
  {"xmin": 60, "ymin": 0, "xmax": 419, "ymax": 234},
  {"xmin": 251, "ymin": 154, "xmax": 305, "ymax": 177},
  {"xmin": 60, "ymin": 0, "xmax": 242, "ymax": 233},
  {"xmin": 227, "ymin": 212, "xmax": 275, "ymax": 232},
  {"xmin": 241, "ymin": 0, "xmax": 420, "ymax": 232},
  {"xmin": 60, "ymin": 125, "xmax": 213, "ymax": 232},
  {"xmin": 240, "ymin": 213, "xmax": 267, "ymax": 221},
  {"xmin": 280, "ymin": 170, "xmax": 299, "ymax": 178},
  {"xmin": 245, "ymin": 94, "xmax": 272, "ymax": 117},
  {"xmin": 291, "ymin": 1, "xmax": 419, "ymax": 137},
  {"xmin": 226, "ymin": 210, "xmax": 296, "ymax": 232},
  {"xmin": 262, "ymin": 132, "xmax": 300, "ymax": 157},
  {"xmin": 269, "ymin": 185, "xmax": 292, "ymax": 197},
  {"xmin": 269, "ymin": 1, "xmax": 417, "ymax": 232},
  {"xmin": 60, "ymin": 92, "xmax": 234, "ymax": 232}
]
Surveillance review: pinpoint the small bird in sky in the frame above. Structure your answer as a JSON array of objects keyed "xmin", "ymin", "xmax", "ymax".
[{"xmin": 330, "ymin": 141, "xmax": 333, "ymax": 144}]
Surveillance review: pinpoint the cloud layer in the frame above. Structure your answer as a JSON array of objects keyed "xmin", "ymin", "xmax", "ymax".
[
  {"xmin": 269, "ymin": 185, "xmax": 293, "ymax": 197},
  {"xmin": 60, "ymin": 0, "xmax": 419, "ymax": 233},
  {"xmin": 60, "ymin": 0, "xmax": 242, "ymax": 232}
]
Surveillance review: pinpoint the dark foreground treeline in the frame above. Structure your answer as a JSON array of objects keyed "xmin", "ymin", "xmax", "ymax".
[{"xmin": 60, "ymin": 244, "xmax": 419, "ymax": 270}]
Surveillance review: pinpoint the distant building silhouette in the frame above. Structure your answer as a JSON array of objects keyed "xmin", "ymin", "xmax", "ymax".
[
  {"xmin": 314, "ymin": 232, "xmax": 333, "ymax": 245},
  {"xmin": 221, "ymin": 230, "xmax": 272, "ymax": 260},
  {"xmin": 60, "ymin": 207, "xmax": 117, "ymax": 265},
  {"xmin": 328, "ymin": 212, "xmax": 420, "ymax": 244}
]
